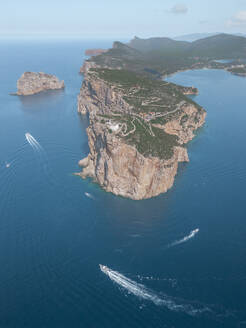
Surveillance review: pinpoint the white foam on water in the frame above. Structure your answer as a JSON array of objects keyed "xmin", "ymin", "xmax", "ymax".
[
  {"xmin": 130, "ymin": 234, "xmax": 141, "ymax": 238},
  {"xmin": 85, "ymin": 192, "xmax": 95, "ymax": 200},
  {"xmin": 25, "ymin": 133, "xmax": 43, "ymax": 151},
  {"xmin": 24, "ymin": 133, "xmax": 58, "ymax": 187},
  {"xmin": 100, "ymin": 265, "xmax": 210, "ymax": 316},
  {"xmin": 5, "ymin": 161, "xmax": 11, "ymax": 168},
  {"xmin": 168, "ymin": 229, "xmax": 199, "ymax": 248}
]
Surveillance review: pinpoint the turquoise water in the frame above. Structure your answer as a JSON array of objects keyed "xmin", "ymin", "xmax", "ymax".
[{"xmin": 0, "ymin": 40, "xmax": 246, "ymax": 328}]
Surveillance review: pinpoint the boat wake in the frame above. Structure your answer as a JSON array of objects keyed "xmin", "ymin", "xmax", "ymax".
[
  {"xmin": 168, "ymin": 229, "xmax": 199, "ymax": 248},
  {"xmin": 85, "ymin": 192, "xmax": 95, "ymax": 200},
  {"xmin": 99, "ymin": 265, "xmax": 210, "ymax": 316},
  {"xmin": 25, "ymin": 133, "xmax": 43, "ymax": 151},
  {"xmin": 24, "ymin": 132, "xmax": 58, "ymax": 186}
]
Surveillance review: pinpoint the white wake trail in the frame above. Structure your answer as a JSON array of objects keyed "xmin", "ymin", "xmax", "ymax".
[
  {"xmin": 85, "ymin": 192, "xmax": 95, "ymax": 200},
  {"xmin": 25, "ymin": 133, "xmax": 42, "ymax": 151},
  {"xmin": 100, "ymin": 265, "xmax": 209, "ymax": 316},
  {"xmin": 24, "ymin": 132, "xmax": 52, "ymax": 181},
  {"xmin": 168, "ymin": 229, "xmax": 199, "ymax": 248}
]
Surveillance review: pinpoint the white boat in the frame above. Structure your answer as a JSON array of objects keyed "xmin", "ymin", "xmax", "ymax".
[
  {"xmin": 99, "ymin": 264, "xmax": 110, "ymax": 273},
  {"xmin": 85, "ymin": 192, "xmax": 94, "ymax": 199}
]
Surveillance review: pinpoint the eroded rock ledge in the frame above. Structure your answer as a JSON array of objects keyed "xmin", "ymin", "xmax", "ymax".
[
  {"xmin": 17, "ymin": 72, "xmax": 65, "ymax": 96},
  {"xmin": 77, "ymin": 67, "xmax": 206, "ymax": 200}
]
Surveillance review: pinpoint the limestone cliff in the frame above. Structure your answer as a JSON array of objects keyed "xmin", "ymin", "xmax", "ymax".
[
  {"xmin": 17, "ymin": 72, "xmax": 65, "ymax": 96},
  {"xmin": 77, "ymin": 68, "xmax": 206, "ymax": 200},
  {"xmin": 78, "ymin": 69, "xmax": 132, "ymax": 115},
  {"xmin": 79, "ymin": 123, "xmax": 189, "ymax": 200}
]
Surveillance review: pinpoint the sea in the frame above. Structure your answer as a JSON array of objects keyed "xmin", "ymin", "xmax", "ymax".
[{"xmin": 0, "ymin": 39, "xmax": 246, "ymax": 328}]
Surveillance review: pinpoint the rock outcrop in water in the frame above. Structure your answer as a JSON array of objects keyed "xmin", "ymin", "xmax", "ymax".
[
  {"xmin": 77, "ymin": 67, "xmax": 206, "ymax": 200},
  {"xmin": 17, "ymin": 72, "xmax": 65, "ymax": 96}
]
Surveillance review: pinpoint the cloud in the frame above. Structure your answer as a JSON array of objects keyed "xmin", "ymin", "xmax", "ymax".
[
  {"xmin": 169, "ymin": 3, "xmax": 188, "ymax": 15},
  {"xmin": 228, "ymin": 11, "xmax": 246, "ymax": 26}
]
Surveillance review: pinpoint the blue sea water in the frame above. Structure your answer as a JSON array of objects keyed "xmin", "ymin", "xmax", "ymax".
[{"xmin": 0, "ymin": 39, "xmax": 246, "ymax": 328}]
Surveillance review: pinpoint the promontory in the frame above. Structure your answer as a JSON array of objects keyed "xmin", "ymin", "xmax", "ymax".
[
  {"xmin": 76, "ymin": 34, "xmax": 246, "ymax": 199},
  {"xmin": 77, "ymin": 49, "xmax": 206, "ymax": 199},
  {"xmin": 17, "ymin": 72, "xmax": 65, "ymax": 96}
]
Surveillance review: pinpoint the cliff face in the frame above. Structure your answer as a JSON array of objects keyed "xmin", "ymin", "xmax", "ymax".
[
  {"xmin": 17, "ymin": 72, "xmax": 64, "ymax": 96},
  {"xmin": 77, "ymin": 69, "xmax": 206, "ymax": 200},
  {"xmin": 79, "ymin": 123, "xmax": 188, "ymax": 200},
  {"xmin": 78, "ymin": 71, "xmax": 132, "ymax": 115}
]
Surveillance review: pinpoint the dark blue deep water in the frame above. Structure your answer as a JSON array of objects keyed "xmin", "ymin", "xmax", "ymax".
[{"xmin": 0, "ymin": 40, "xmax": 246, "ymax": 328}]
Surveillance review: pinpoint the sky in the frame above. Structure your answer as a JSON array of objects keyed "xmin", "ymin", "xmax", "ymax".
[{"xmin": 1, "ymin": 0, "xmax": 246, "ymax": 39}]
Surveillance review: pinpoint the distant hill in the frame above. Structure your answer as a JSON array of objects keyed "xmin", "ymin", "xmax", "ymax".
[
  {"xmin": 174, "ymin": 33, "xmax": 219, "ymax": 42},
  {"xmin": 128, "ymin": 36, "xmax": 189, "ymax": 53},
  {"xmin": 128, "ymin": 34, "xmax": 246, "ymax": 59},
  {"xmin": 174, "ymin": 32, "xmax": 246, "ymax": 42},
  {"xmin": 88, "ymin": 33, "xmax": 246, "ymax": 77},
  {"xmin": 189, "ymin": 33, "xmax": 246, "ymax": 58}
]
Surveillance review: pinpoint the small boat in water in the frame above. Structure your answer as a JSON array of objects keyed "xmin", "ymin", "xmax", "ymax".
[
  {"xmin": 85, "ymin": 192, "xmax": 94, "ymax": 199},
  {"xmin": 99, "ymin": 264, "xmax": 110, "ymax": 274}
]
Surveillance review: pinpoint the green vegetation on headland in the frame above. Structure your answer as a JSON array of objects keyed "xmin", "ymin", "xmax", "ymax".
[
  {"xmin": 90, "ymin": 68, "xmax": 205, "ymax": 159},
  {"xmin": 97, "ymin": 112, "xmax": 178, "ymax": 159},
  {"xmin": 84, "ymin": 33, "xmax": 246, "ymax": 160},
  {"xmin": 90, "ymin": 68, "xmax": 201, "ymax": 114},
  {"xmin": 126, "ymin": 119, "xmax": 179, "ymax": 159}
]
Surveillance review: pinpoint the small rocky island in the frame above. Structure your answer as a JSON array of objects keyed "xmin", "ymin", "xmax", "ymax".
[{"xmin": 17, "ymin": 72, "xmax": 65, "ymax": 96}]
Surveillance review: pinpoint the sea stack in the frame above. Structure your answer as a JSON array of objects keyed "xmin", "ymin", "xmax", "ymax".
[{"xmin": 17, "ymin": 72, "xmax": 65, "ymax": 96}]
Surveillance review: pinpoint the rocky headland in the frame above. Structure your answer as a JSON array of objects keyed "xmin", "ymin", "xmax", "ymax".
[
  {"xmin": 17, "ymin": 72, "xmax": 65, "ymax": 96},
  {"xmin": 77, "ymin": 65, "xmax": 206, "ymax": 200},
  {"xmin": 75, "ymin": 34, "xmax": 246, "ymax": 199}
]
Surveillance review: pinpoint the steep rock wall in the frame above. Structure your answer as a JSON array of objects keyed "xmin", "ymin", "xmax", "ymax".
[{"xmin": 76, "ymin": 71, "xmax": 206, "ymax": 199}]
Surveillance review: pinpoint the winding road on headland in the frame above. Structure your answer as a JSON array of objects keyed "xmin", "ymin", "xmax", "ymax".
[{"xmin": 113, "ymin": 101, "xmax": 185, "ymax": 138}]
